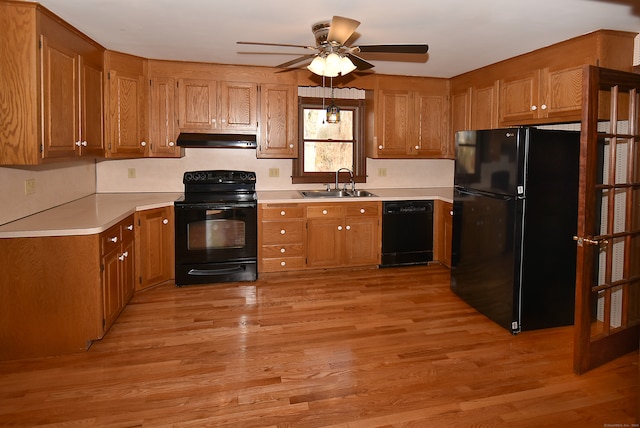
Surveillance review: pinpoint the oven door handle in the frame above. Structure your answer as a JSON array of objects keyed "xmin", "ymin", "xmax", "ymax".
[
  {"xmin": 187, "ymin": 266, "xmax": 245, "ymax": 276},
  {"xmin": 176, "ymin": 203, "xmax": 256, "ymax": 210}
]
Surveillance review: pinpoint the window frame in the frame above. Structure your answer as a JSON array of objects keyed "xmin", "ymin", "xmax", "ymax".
[{"xmin": 292, "ymin": 97, "xmax": 366, "ymax": 185}]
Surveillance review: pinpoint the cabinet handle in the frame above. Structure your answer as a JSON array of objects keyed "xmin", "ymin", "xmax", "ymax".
[
  {"xmin": 75, "ymin": 141, "xmax": 81, "ymax": 147},
  {"xmin": 110, "ymin": 236, "xmax": 118, "ymax": 243},
  {"xmin": 378, "ymin": 145, "xmax": 383, "ymax": 150},
  {"xmin": 141, "ymin": 141, "xmax": 147, "ymax": 147},
  {"xmin": 289, "ymin": 144, "xmax": 294, "ymax": 148},
  {"xmin": 211, "ymin": 119, "xmax": 216, "ymax": 124},
  {"xmin": 346, "ymin": 225, "xmax": 351, "ymax": 230},
  {"xmin": 540, "ymin": 104, "xmax": 547, "ymax": 110},
  {"xmin": 360, "ymin": 208, "xmax": 365, "ymax": 214},
  {"xmin": 280, "ymin": 261, "xmax": 286, "ymax": 267},
  {"xmin": 280, "ymin": 229, "xmax": 286, "ymax": 235},
  {"xmin": 169, "ymin": 142, "xmax": 175, "ymax": 147},
  {"xmin": 280, "ymin": 248, "xmax": 286, "ymax": 253},
  {"xmin": 82, "ymin": 141, "xmax": 87, "ymax": 147},
  {"xmin": 118, "ymin": 251, "xmax": 128, "ymax": 261},
  {"xmin": 450, "ymin": 210, "xmax": 453, "ymax": 216},
  {"xmin": 221, "ymin": 119, "xmax": 226, "ymax": 124},
  {"xmin": 337, "ymin": 225, "xmax": 343, "ymax": 231},
  {"xmin": 163, "ymin": 219, "xmax": 169, "ymax": 225},
  {"xmin": 530, "ymin": 105, "xmax": 537, "ymax": 111},
  {"xmin": 415, "ymin": 145, "xmax": 420, "ymax": 150},
  {"xmin": 322, "ymin": 210, "xmax": 328, "ymax": 215},
  {"xmin": 127, "ymin": 225, "xmax": 134, "ymax": 231},
  {"xmin": 280, "ymin": 210, "xmax": 286, "ymax": 216}
]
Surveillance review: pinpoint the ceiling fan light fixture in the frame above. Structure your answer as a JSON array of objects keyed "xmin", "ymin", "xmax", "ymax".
[
  {"xmin": 307, "ymin": 53, "xmax": 357, "ymax": 78},
  {"xmin": 339, "ymin": 56, "xmax": 357, "ymax": 75},
  {"xmin": 307, "ymin": 56, "xmax": 326, "ymax": 75}
]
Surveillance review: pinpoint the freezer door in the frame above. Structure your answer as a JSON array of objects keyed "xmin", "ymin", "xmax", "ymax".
[
  {"xmin": 454, "ymin": 129, "xmax": 524, "ymax": 197},
  {"xmin": 451, "ymin": 188, "xmax": 521, "ymax": 333}
]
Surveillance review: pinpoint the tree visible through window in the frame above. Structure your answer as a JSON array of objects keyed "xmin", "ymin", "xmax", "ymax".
[{"xmin": 292, "ymin": 98, "xmax": 365, "ymax": 185}]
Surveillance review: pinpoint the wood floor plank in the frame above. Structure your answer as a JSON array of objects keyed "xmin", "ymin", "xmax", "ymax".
[{"xmin": 0, "ymin": 264, "xmax": 636, "ymax": 427}]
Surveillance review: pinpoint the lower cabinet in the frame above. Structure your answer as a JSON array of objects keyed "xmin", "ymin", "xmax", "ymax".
[
  {"xmin": 135, "ymin": 206, "xmax": 174, "ymax": 290},
  {"xmin": 100, "ymin": 215, "xmax": 135, "ymax": 331},
  {"xmin": 258, "ymin": 201, "xmax": 381, "ymax": 273},
  {"xmin": 433, "ymin": 200, "xmax": 453, "ymax": 267}
]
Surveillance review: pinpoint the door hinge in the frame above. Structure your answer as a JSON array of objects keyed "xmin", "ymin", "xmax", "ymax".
[
  {"xmin": 102, "ymin": 319, "xmax": 106, "ymax": 329},
  {"xmin": 107, "ymin": 71, "xmax": 111, "ymax": 80},
  {"xmin": 138, "ymin": 276, "xmax": 142, "ymax": 284},
  {"xmin": 138, "ymin": 219, "xmax": 141, "ymax": 226},
  {"xmin": 38, "ymin": 39, "xmax": 42, "ymax": 49},
  {"xmin": 100, "ymin": 263, "xmax": 104, "ymax": 272},
  {"xmin": 39, "ymin": 144, "xmax": 44, "ymax": 153}
]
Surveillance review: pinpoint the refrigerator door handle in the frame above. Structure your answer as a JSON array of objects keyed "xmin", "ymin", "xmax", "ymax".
[{"xmin": 454, "ymin": 186, "xmax": 514, "ymax": 201}]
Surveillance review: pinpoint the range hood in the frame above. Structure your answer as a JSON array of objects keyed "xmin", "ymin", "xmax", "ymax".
[{"xmin": 176, "ymin": 133, "xmax": 257, "ymax": 149}]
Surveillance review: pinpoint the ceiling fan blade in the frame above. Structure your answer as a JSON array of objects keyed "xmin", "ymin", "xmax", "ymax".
[
  {"xmin": 356, "ymin": 44, "xmax": 429, "ymax": 54},
  {"xmin": 346, "ymin": 53, "xmax": 375, "ymax": 71},
  {"xmin": 327, "ymin": 16, "xmax": 360, "ymax": 45},
  {"xmin": 237, "ymin": 41, "xmax": 315, "ymax": 50},
  {"xmin": 275, "ymin": 54, "xmax": 317, "ymax": 68}
]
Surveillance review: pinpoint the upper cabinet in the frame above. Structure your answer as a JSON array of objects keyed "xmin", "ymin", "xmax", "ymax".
[
  {"xmin": 367, "ymin": 76, "xmax": 450, "ymax": 159},
  {"xmin": 104, "ymin": 51, "xmax": 148, "ymax": 158},
  {"xmin": 0, "ymin": 2, "xmax": 104, "ymax": 165},
  {"xmin": 256, "ymin": 83, "xmax": 298, "ymax": 158},
  {"xmin": 148, "ymin": 76, "xmax": 182, "ymax": 157},
  {"xmin": 177, "ymin": 79, "xmax": 258, "ymax": 133}
]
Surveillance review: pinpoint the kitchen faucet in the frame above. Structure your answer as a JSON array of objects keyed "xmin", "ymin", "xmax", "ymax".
[{"xmin": 335, "ymin": 168, "xmax": 354, "ymax": 191}]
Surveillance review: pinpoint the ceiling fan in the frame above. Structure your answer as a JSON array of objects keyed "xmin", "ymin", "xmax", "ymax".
[{"xmin": 237, "ymin": 16, "xmax": 429, "ymax": 77}]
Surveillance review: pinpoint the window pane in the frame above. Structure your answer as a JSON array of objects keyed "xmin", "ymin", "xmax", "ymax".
[
  {"xmin": 304, "ymin": 141, "xmax": 353, "ymax": 172},
  {"xmin": 303, "ymin": 108, "xmax": 353, "ymax": 140}
]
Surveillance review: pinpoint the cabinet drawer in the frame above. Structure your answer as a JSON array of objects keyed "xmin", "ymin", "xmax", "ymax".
[
  {"xmin": 261, "ymin": 221, "xmax": 304, "ymax": 244},
  {"xmin": 120, "ymin": 215, "xmax": 135, "ymax": 242},
  {"xmin": 345, "ymin": 202, "xmax": 380, "ymax": 217},
  {"xmin": 261, "ymin": 204, "xmax": 304, "ymax": 219},
  {"xmin": 101, "ymin": 223, "xmax": 121, "ymax": 253},
  {"xmin": 261, "ymin": 243, "xmax": 304, "ymax": 258},
  {"xmin": 306, "ymin": 205, "xmax": 345, "ymax": 218},
  {"xmin": 261, "ymin": 257, "xmax": 305, "ymax": 272}
]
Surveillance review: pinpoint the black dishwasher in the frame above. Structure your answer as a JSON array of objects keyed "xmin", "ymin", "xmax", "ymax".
[{"xmin": 381, "ymin": 200, "xmax": 434, "ymax": 267}]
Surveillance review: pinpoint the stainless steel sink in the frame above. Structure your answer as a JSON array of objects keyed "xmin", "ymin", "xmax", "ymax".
[{"xmin": 299, "ymin": 189, "xmax": 377, "ymax": 198}]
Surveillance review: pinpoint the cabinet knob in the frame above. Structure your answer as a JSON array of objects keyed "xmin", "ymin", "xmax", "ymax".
[
  {"xmin": 127, "ymin": 224, "xmax": 134, "ymax": 231},
  {"xmin": 118, "ymin": 251, "xmax": 128, "ymax": 261},
  {"xmin": 280, "ymin": 261, "xmax": 286, "ymax": 267},
  {"xmin": 360, "ymin": 208, "xmax": 365, "ymax": 214},
  {"xmin": 346, "ymin": 225, "xmax": 351, "ymax": 230},
  {"xmin": 540, "ymin": 104, "xmax": 547, "ymax": 110},
  {"xmin": 163, "ymin": 219, "xmax": 169, "ymax": 225},
  {"xmin": 141, "ymin": 141, "xmax": 147, "ymax": 147},
  {"xmin": 211, "ymin": 119, "xmax": 216, "ymax": 124},
  {"xmin": 75, "ymin": 141, "xmax": 82, "ymax": 147},
  {"xmin": 530, "ymin": 105, "xmax": 537, "ymax": 111},
  {"xmin": 450, "ymin": 210, "xmax": 453, "ymax": 216},
  {"xmin": 322, "ymin": 210, "xmax": 328, "ymax": 215},
  {"xmin": 280, "ymin": 248, "xmax": 286, "ymax": 253},
  {"xmin": 415, "ymin": 145, "xmax": 420, "ymax": 150},
  {"xmin": 169, "ymin": 142, "xmax": 175, "ymax": 147},
  {"xmin": 289, "ymin": 144, "xmax": 294, "ymax": 148},
  {"xmin": 110, "ymin": 236, "xmax": 118, "ymax": 243},
  {"xmin": 82, "ymin": 141, "xmax": 87, "ymax": 147},
  {"xmin": 378, "ymin": 145, "xmax": 383, "ymax": 150},
  {"xmin": 280, "ymin": 229, "xmax": 286, "ymax": 234},
  {"xmin": 280, "ymin": 210, "xmax": 286, "ymax": 216},
  {"xmin": 221, "ymin": 119, "xmax": 226, "ymax": 124},
  {"xmin": 337, "ymin": 225, "xmax": 343, "ymax": 231}
]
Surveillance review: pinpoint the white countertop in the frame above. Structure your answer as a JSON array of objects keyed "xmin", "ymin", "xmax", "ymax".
[
  {"xmin": 0, "ymin": 188, "xmax": 452, "ymax": 239},
  {"xmin": 0, "ymin": 193, "xmax": 182, "ymax": 238},
  {"xmin": 257, "ymin": 187, "xmax": 453, "ymax": 204}
]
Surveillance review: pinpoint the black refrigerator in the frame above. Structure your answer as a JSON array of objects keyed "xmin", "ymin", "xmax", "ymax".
[{"xmin": 451, "ymin": 127, "xmax": 580, "ymax": 334}]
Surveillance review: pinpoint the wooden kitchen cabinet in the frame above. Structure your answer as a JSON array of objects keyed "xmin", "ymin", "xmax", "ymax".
[
  {"xmin": 306, "ymin": 202, "xmax": 380, "ymax": 269},
  {"xmin": 177, "ymin": 78, "xmax": 258, "ymax": 133},
  {"xmin": 101, "ymin": 215, "xmax": 135, "ymax": 331},
  {"xmin": 148, "ymin": 76, "xmax": 182, "ymax": 157},
  {"xmin": 105, "ymin": 51, "xmax": 149, "ymax": 158},
  {"xmin": 368, "ymin": 85, "xmax": 449, "ymax": 159},
  {"xmin": 258, "ymin": 203, "xmax": 306, "ymax": 272},
  {"xmin": 135, "ymin": 206, "xmax": 175, "ymax": 290},
  {"xmin": 499, "ymin": 66, "xmax": 583, "ymax": 125},
  {"xmin": 257, "ymin": 83, "xmax": 298, "ymax": 158},
  {"xmin": 0, "ymin": 2, "xmax": 104, "ymax": 165},
  {"xmin": 433, "ymin": 200, "xmax": 453, "ymax": 267}
]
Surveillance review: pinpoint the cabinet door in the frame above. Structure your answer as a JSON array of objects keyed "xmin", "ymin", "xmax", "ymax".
[
  {"xmin": 414, "ymin": 93, "xmax": 448, "ymax": 157},
  {"xmin": 499, "ymin": 70, "xmax": 540, "ymax": 124},
  {"xmin": 471, "ymin": 82, "xmax": 498, "ymax": 130},
  {"xmin": 434, "ymin": 200, "xmax": 453, "ymax": 267},
  {"xmin": 177, "ymin": 79, "xmax": 218, "ymax": 131},
  {"xmin": 306, "ymin": 218, "xmax": 343, "ymax": 268},
  {"xmin": 219, "ymin": 81, "xmax": 258, "ymax": 131},
  {"xmin": 102, "ymin": 244, "xmax": 121, "ymax": 330},
  {"xmin": 344, "ymin": 216, "xmax": 380, "ymax": 266},
  {"xmin": 41, "ymin": 35, "xmax": 79, "ymax": 159},
  {"xmin": 542, "ymin": 66, "xmax": 583, "ymax": 120},
  {"xmin": 108, "ymin": 69, "xmax": 147, "ymax": 156},
  {"xmin": 135, "ymin": 207, "xmax": 174, "ymax": 290},
  {"xmin": 375, "ymin": 90, "xmax": 411, "ymax": 157},
  {"xmin": 80, "ymin": 57, "xmax": 104, "ymax": 156},
  {"xmin": 121, "ymin": 235, "xmax": 135, "ymax": 303},
  {"xmin": 257, "ymin": 83, "xmax": 298, "ymax": 158},
  {"xmin": 149, "ymin": 77, "xmax": 180, "ymax": 157}
]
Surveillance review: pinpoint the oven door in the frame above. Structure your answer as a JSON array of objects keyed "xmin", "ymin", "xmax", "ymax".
[{"xmin": 175, "ymin": 202, "xmax": 257, "ymax": 265}]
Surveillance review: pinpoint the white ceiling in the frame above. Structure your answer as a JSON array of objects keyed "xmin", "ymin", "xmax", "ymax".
[{"xmin": 37, "ymin": 0, "xmax": 640, "ymax": 78}]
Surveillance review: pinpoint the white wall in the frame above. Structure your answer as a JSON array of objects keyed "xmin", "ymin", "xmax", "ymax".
[
  {"xmin": 0, "ymin": 160, "xmax": 96, "ymax": 225},
  {"xmin": 95, "ymin": 148, "xmax": 454, "ymax": 193}
]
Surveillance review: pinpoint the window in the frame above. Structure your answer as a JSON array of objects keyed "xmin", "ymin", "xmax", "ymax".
[{"xmin": 292, "ymin": 97, "xmax": 366, "ymax": 185}]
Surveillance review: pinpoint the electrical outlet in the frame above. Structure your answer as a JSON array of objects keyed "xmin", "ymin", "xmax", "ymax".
[
  {"xmin": 127, "ymin": 168, "xmax": 136, "ymax": 179},
  {"xmin": 378, "ymin": 168, "xmax": 387, "ymax": 177},
  {"xmin": 269, "ymin": 168, "xmax": 280, "ymax": 178},
  {"xmin": 24, "ymin": 178, "xmax": 36, "ymax": 195}
]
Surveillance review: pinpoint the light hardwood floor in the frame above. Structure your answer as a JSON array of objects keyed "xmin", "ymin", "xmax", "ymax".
[{"xmin": 0, "ymin": 264, "xmax": 637, "ymax": 427}]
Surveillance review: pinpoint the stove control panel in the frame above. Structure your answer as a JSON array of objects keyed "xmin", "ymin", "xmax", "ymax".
[{"xmin": 183, "ymin": 170, "xmax": 256, "ymax": 184}]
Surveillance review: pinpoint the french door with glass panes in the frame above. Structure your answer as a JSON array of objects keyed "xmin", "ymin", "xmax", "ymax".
[{"xmin": 573, "ymin": 66, "xmax": 640, "ymax": 374}]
